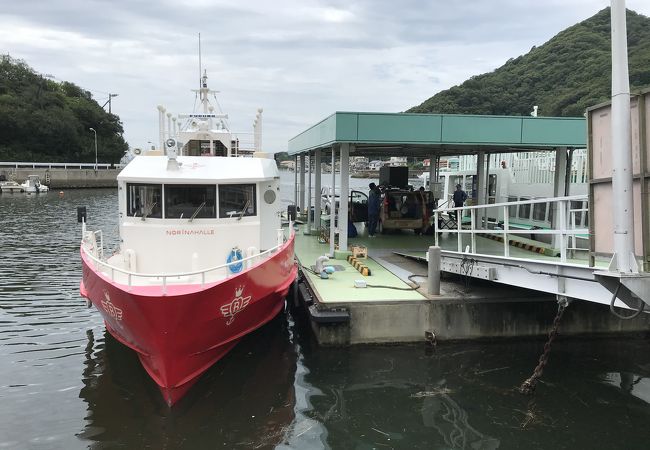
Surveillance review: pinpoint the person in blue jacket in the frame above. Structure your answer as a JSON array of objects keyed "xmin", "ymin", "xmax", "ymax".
[
  {"xmin": 367, "ymin": 182, "xmax": 381, "ymax": 237},
  {"xmin": 450, "ymin": 184, "xmax": 467, "ymax": 222}
]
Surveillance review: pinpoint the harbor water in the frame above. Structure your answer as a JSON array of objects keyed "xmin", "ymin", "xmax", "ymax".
[{"xmin": 2, "ymin": 175, "xmax": 650, "ymax": 449}]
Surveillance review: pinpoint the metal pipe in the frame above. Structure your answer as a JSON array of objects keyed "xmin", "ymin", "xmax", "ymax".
[
  {"xmin": 470, "ymin": 209, "xmax": 476, "ymax": 253},
  {"xmin": 427, "ymin": 246, "xmax": 441, "ymax": 295},
  {"xmin": 293, "ymin": 155, "xmax": 298, "ymax": 210},
  {"xmin": 610, "ymin": 0, "xmax": 636, "ymax": 272},
  {"xmin": 503, "ymin": 205, "xmax": 510, "ymax": 257},
  {"xmin": 314, "ymin": 149, "xmax": 322, "ymax": 233},
  {"xmin": 476, "ymin": 152, "xmax": 486, "ymax": 229},
  {"xmin": 157, "ymin": 105, "xmax": 165, "ymax": 151},
  {"xmin": 434, "ymin": 211, "xmax": 439, "ymax": 247},
  {"xmin": 299, "ymin": 154, "xmax": 305, "ymax": 214},
  {"xmin": 559, "ymin": 200, "xmax": 567, "ymax": 262},
  {"xmin": 457, "ymin": 206, "xmax": 462, "ymax": 252},
  {"xmin": 339, "ymin": 143, "xmax": 350, "ymax": 251},
  {"xmin": 306, "ymin": 151, "xmax": 312, "ymax": 233},
  {"xmin": 330, "ymin": 146, "xmax": 337, "ymax": 257}
]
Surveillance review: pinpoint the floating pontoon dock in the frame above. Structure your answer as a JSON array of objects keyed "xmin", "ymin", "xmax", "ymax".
[{"xmin": 287, "ymin": 106, "xmax": 650, "ymax": 345}]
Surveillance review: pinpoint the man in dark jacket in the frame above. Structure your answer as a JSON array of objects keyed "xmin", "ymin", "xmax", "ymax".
[
  {"xmin": 450, "ymin": 184, "xmax": 467, "ymax": 222},
  {"xmin": 367, "ymin": 182, "xmax": 381, "ymax": 237}
]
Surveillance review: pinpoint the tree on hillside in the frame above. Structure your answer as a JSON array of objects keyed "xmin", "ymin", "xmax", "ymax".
[
  {"xmin": 0, "ymin": 55, "xmax": 128, "ymax": 163},
  {"xmin": 408, "ymin": 8, "xmax": 650, "ymax": 117}
]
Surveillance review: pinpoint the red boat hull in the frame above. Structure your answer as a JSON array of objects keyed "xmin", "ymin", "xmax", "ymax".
[{"xmin": 80, "ymin": 236, "xmax": 296, "ymax": 406}]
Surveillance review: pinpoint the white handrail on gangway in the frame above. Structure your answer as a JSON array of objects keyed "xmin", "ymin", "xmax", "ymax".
[{"xmin": 433, "ymin": 195, "xmax": 589, "ymax": 263}]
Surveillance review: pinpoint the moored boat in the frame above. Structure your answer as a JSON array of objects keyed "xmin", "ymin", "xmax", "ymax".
[
  {"xmin": 419, "ymin": 150, "xmax": 589, "ymax": 233},
  {"xmin": 79, "ymin": 71, "xmax": 296, "ymax": 406},
  {"xmin": 0, "ymin": 181, "xmax": 24, "ymax": 193},
  {"xmin": 21, "ymin": 175, "xmax": 49, "ymax": 193}
]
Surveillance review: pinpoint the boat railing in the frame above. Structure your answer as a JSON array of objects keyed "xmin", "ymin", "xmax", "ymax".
[
  {"xmin": 433, "ymin": 195, "xmax": 589, "ymax": 264},
  {"xmin": 81, "ymin": 225, "xmax": 293, "ymax": 294}
]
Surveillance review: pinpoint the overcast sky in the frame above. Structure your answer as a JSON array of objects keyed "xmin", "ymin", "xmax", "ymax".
[{"xmin": 2, "ymin": 1, "xmax": 649, "ymax": 154}]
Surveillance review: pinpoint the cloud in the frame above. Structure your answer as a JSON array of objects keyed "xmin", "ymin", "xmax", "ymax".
[{"xmin": 2, "ymin": 0, "xmax": 649, "ymax": 153}]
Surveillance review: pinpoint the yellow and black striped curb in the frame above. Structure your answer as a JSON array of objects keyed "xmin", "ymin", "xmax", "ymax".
[
  {"xmin": 482, "ymin": 234, "xmax": 555, "ymax": 255},
  {"xmin": 347, "ymin": 255, "xmax": 371, "ymax": 276}
]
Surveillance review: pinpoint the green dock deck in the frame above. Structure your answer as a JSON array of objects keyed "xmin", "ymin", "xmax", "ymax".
[
  {"xmin": 295, "ymin": 226, "xmax": 426, "ymax": 303},
  {"xmin": 294, "ymin": 223, "xmax": 594, "ymax": 306}
]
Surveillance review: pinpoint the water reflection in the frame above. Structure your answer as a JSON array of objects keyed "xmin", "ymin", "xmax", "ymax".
[
  {"xmin": 419, "ymin": 384, "xmax": 500, "ymax": 449},
  {"xmin": 604, "ymin": 372, "xmax": 650, "ymax": 404},
  {"xmin": 77, "ymin": 316, "xmax": 298, "ymax": 449},
  {"xmin": 289, "ymin": 343, "xmax": 505, "ymax": 449}
]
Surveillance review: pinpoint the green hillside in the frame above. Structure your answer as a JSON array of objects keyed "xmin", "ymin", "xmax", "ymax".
[
  {"xmin": 0, "ymin": 55, "xmax": 128, "ymax": 163},
  {"xmin": 408, "ymin": 8, "xmax": 650, "ymax": 117}
]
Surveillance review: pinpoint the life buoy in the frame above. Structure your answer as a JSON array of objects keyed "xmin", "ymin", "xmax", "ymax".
[{"xmin": 227, "ymin": 248, "xmax": 243, "ymax": 273}]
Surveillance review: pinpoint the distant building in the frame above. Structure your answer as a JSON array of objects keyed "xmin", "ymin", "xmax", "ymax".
[
  {"xmin": 351, "ymin": 156, "xmax": 369, "ymax": 171},
  {"xmin": 280, "ymin": 160, "xmax": 295, "ymax": 170},
  {"xmin": 388, "ymin": 157, "xmax": 407, "ymax": 167},
  {"xmin": 369, "ymin": 160, "xmax": 386, "ymax": 170},
  {"xmin": 424, "ymin": 157, "xmax": 460, "ymax": 171}
]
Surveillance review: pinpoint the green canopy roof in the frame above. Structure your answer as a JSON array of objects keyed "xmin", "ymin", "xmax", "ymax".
[{"xmin": 288, "ymin": 112, "xmax": 586, "ymax": 156}]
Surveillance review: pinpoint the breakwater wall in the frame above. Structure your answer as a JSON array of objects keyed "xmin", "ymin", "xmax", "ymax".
[{"xmin": 0, "ymin": 162, "xmax": 121, "ymax": 188}]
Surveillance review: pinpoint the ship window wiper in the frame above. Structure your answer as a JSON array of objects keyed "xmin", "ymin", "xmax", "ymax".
[
  {"xmin": 226, "ymin": 200, "xmax": 251, "ymax": 220},
  {"xmin": 141, "ymin": 202, "xmax": 157, "ymax": 221},
  {"xmin": 238, "ymin": 200, "xmax": 250, "ymax": 220},
  {"xmin": 189, "ymin": 202, "xmax": 206, "ymax": 222}
]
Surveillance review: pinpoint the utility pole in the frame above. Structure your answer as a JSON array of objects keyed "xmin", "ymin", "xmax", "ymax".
[
  {"xmin": 102, "ymin": 93, "xmax": 119, "ymax": 114},
  {"xmin": 89, "ymin": 128, "xmax": 98, "ymax": 170}
]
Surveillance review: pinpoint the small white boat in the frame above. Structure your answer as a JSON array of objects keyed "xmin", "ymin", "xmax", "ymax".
[
  {"xmin": 0, "ymin": 181, "xmax": 24, "ymax": 193},
  {"xmin": 20, "ymin": 175, "xmax": 49, "ymax": 193}
]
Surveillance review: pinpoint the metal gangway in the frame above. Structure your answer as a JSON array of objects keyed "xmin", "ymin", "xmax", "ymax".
[
  {"xmin": 430, "ymin": 195, "xmax": 650, "ymax": 316},
  {"xmin": 429, "ymin": 2, "xmax": 650, "ymax": 316}
]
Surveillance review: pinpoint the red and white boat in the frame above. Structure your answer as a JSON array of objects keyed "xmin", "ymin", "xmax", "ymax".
[{"xmin": 79, "ymin": 71, "xmax": 296, "ymax": 406}]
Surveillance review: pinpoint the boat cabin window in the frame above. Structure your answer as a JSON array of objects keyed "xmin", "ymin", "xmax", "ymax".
[
  {"xmin": 508, "ymin": 196, "xmax": 518, "ymax": 218},
  {"xmin": 488, "ymin": 174, "xmax": 497, "ymax": 197},
  {"xmin": 184, "ymin": 140, "xmax": 228, "ymax": 157},
  {"xmin": 127, "ymin": 184, "xmax": 162, "ymax": 218},
  {"xmin": 219, "ymin": 184, "xmax": 256, "ymax": 218},
  {"xmin": 164, "ymin": 185, "xmax": 217, "ymax": 219},
  {"xmin": 532, "ymin": 201, "xmax": 547, "ymax": 221},
  {"xmin": 518, "ymin": 198, "xmax": 531, "ymax": 220},
  {"xmin": 571, "ymin": 200, "xmax": 585, "ymax": 226},
  {"xmin": 451, "ymin": 175, "xmax": 463, "ymax": 189}
]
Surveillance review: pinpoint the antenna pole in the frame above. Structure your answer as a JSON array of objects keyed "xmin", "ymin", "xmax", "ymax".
[{"xmin": 198, "ymin": 33, "xmax": 202, "ymax": 89}]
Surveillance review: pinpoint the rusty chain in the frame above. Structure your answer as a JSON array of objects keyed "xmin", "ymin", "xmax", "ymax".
[{"xmin": 518, "ymin": 298, "xmax": 568, "ymax": 395}]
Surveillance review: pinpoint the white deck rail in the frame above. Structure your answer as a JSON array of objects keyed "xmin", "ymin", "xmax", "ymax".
[{"xmin": 82, "ymin": 225, "xmax": 292, "ymax": 294}]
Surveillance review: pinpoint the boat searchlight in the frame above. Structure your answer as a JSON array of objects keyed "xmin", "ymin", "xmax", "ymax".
[{"xmin": 165, "ymin": 138, "xmax": 181, "ymax": 171}]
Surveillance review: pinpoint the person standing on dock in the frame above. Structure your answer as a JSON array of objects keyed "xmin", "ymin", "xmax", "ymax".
[
  {"xmin": 368, "ymin": 182, "xmax": 381, "ymax": 237},
  {"xmin": 450, "ymin": 183, "xmax": 467, "ymax": 223}
]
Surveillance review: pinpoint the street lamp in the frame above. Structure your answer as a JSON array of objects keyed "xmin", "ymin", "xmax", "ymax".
[{"xmin": 89, "ymin": 128, "xmax": 97, "ymax": 170}]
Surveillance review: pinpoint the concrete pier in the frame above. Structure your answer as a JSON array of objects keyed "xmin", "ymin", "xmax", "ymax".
[
  {"xmin": 304, "ymin": 286, "xmax": 650, "ymax": 346},
  {"xmin": 292, "ymin": 225, "xmax": 650, "ymax": 346},
  {"xmin": 0, "ymin": 163, "xmax": 119, "ymax": 188}
]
